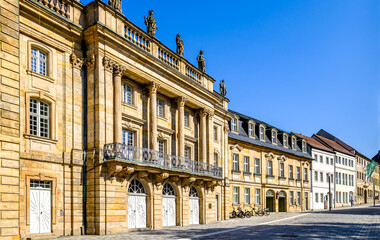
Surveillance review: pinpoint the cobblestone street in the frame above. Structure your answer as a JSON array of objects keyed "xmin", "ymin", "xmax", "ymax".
[{"xmin": 55, "ymin": 204, "xmax": 380, "ymax": 240}]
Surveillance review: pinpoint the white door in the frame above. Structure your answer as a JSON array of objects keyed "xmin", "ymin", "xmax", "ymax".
[
  {"xmin": 189, "ymin": 198, "xmax": 199, "ymax": 225},
  {"xmin": 128, "ymin": 195, "xmax": 146, "ymax": 229},
  {"xmin": 30, "ymin": 189, "xmax": 51, "ymax": 234},
  {"xmin": 162, "ymin": 197, "xmax": 176, "ymax": 227}
]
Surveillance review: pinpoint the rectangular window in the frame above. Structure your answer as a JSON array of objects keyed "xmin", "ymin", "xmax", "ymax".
[
  {"xmin": 233, "ymin": 154, "xmax": 239, "ymax": 171},
  {"xmin": 314, "ymin": 154, "xmax": 318, "ymax": 161},
  {"xmin": 30, "ymin": 99, "xmax": 49, "ymax": 138},
  {"xmin": 339, "ymin": 172, "xmax": 341, "ymax": 184},
  {"xmin": 290, "ymin": 191, "xmax": 294, "ymax": 205},
  {"xmin": 185, "ymin": 147, "xmax": 190, "ymax": 160},
  {"xmin": 233, "ymin": 187, "xmax": 239, "ymax": 204},
  {"xmin": 260, "ymin": 127, "xmax": 264, "ymax": 140},
  {"xmin": 157, "ymin": 98, "xmax": 164, "ymax": 117},
  {"xmin": 320, "ymin": 156, "xmax": 323, "ymax": 163},
  {"xmin": 302, "ymin": 141, "xmax": 306, "ymax": 152},
  {"xmin": 244, "ymin": 156, "xmax": 250, "ymax": 173},
  {"xmin": 326, "ymin": 156, "xmax": 329, "ymax": 164},
  {"xmin": 326, "ymin": 173, "xmax": 330, "ymax": 183},
  {"xmin": 157, "ymin": 140, "xmax": 165, "ymax": 154},
  {"xmin": 255, "ymin": 189, "xmax": 260, "ymax": 204},
  {"xmin": 297, "ymin": 192, "xmax": 300, "ymax": 205},
  {"xmin": 280, "ymin": 163, "xmax": 284, "ymax": 177},
  {"xmin": 248, "ymin": 123, "xmax": 254, "ymax": 137},
  {"xmin": 272, "ymin": 131, "xmax": 276, "ymax": 144},
  {"xmin": 244, "ymin": 188, "xmax": 250, "ymax": 204},
  {"xmin": 330, "ymin": 158, "xmax": 333, "ymax": 165},
  {"xmin": 123, "ymin": 84, "xmax": 133, "ymax": 104},
  {"xmin": 31, "ymin": 48, "xmax": 47, "ymax": 76},
  {"xmin": 304, "ymin": 168, "xmax": 308, "ymax": 180},
  {"xmin": 231, "ymin": 119, "xmax": 237, "ymax": 132},
  {"xmin": 292, "ymin": 137, "xmax": 296, "ymax": 149},
  {"xmin": 122, "ymin": 129, "xmax": 134, "ymax": 146},
  {"xmin": 213, "ymin": 126, "xmax": 217, "ymax": 141},
  {"xmin": 214, "ymin": 153, "xmax": 218, "ymax": 167},
  {"xmin": 283, "ymin": 135, "xmax": 288, "ymax": 147},
  {"xmin": 296, "ymin": 167, "xmax": 300, "ymax": 180},
  {"xmin": 254, "ymin": 159, "xmax": 260, "ymax": 174},
  {"xmin": 320, "ymin": 172, "xmax": 323, "ymax": 182},
  {"xmin": 320, "ymin": 193, "xmax": 324, "ymax": 203},
  {"xmin": 314, "ymin": 171, "xmax": 318, "ymax": 181},
  {"xmin": 268, "ymin": 160, "xmax": 273, "ymax": 176},
  {"xmin": 289, "ymin": 165, "xmax": 293, "ymax": 179},
  {"xmin": 184, "ymin": 111, "xmax": 189, "ymax": 127},
  {"xmin": 315, "ymin": 193, "xmax": 319, "ymax": 203}
]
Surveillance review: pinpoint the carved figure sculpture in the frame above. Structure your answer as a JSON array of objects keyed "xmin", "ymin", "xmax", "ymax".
[
  {"xmin": 144, "ymin": 10, "xmax": 158, "ymax": 37},
  {"xmin": 219, "ymin": 80, "xmax": 227, "ymax": 97},
  {"xmin": 176, "ymin": 34, "xmax": 184, "ymax": 56},
  {"xmin": 197, "ymin": 50, "xmax": 205, "ymax": 72},
  {"xmin": 108, "ymin": 0, "xmax": 122, "ymax": 12}
]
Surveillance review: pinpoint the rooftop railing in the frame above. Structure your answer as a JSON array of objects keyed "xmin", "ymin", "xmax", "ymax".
[{"xmin": 103, "ymin": 143, "xmax": 223, "ymax": 178}]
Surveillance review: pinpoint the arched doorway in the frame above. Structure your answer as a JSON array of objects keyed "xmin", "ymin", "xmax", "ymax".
[
  {"xmin": 279, "ymin": 191, "xmax": 286, "ymax": 212},
  {"xmin": 162, "ymin": 183, "xmax": 176, "ymax": 227},
  {"xmin": 189, "ymin": 186, "xmax": 199, "ymax": 225},
  {"xmin": 128, "ymin": 179, "xmax": 147, "ymax": 229},
  {"xmin": 266, "ymin": 190, "xmax": 275, "ymax": 212},
  {"xmin": 364, "ymin": 190, "xmax": 367, "ymax": 203}
]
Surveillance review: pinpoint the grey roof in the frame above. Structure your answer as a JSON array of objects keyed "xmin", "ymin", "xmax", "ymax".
[{"xmin": 229, "ymin": 110, "xmax": 312, "ymax": 160}]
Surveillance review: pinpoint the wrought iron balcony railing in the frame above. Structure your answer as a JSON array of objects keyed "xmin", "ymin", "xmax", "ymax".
[{"xmin": 103, "ymin": 143, "xmax": 223, "ymax": 178}]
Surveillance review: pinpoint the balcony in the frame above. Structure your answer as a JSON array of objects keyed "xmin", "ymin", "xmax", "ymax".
[{"xmin": 103, "ymin": 143, "xmax": 223, "ymax": 178}]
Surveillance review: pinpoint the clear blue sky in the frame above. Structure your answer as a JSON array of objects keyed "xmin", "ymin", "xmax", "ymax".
[{"xmin": 83, "ymin": 0, "xmax": 380, "ymax": 157}]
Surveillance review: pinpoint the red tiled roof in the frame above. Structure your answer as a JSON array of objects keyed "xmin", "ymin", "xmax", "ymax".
[
  {"xmin": 313, "ymin": 135, "xmax": 355, "ymax": 156},
  {"xmin": 293, "ymin": 133, "xmax": 334, "ymax": 153}
]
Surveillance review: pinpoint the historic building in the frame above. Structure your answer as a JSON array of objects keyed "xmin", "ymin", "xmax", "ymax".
[
  {"xmin": 293, "ymin": 133, "xmax": 335, "ymax": 210},
  {"xmin": 227, "ymin": 110, "xmax": 312, "ymax": 214}
]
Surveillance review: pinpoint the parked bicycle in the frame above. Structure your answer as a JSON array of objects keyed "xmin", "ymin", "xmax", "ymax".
[
  {"xmin": 230, "ymin": 205, "xmax": 246, "ymax": 218},
  {"xmin": 230, "ymin": 207, "xmax": 237, "ymax": 218},
  {"xmin": 243, "ymin": 206, "xmax": 262, "ymax": 217},
  {"xmin": 263, "ymin": 207, "xmax": 270, "ymax": 216}
]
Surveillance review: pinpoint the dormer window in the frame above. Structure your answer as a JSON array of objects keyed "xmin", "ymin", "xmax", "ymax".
[
  {"xmin": 291, "ymin": 137, "xmax": 296, "ymax": 150},
  {"xmin": 283, "ymin": 135, "xmax": 288, "ymax": 147},
  {"xmin": 231, "ymin": 118, "xmax": 237, "ymax": 132},
  {"xmin": 302, "ymin": 140, "xmax": 306, "ymax": 152},
  {"xmin": 248, "ymin": 123, "xmax": 254, "ymax": 137},
  {"xmin": 271, "ymin": 131, "xmax": 277, "ymax": 144},
  {"xmin": 259, "ymin": 126, "xmax": 265, "ymax": 140}
]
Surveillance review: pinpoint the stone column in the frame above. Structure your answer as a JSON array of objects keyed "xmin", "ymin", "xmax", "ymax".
[
  {"xmin": 149, "ymin": 82, "xmax": 160, "ymax": 150},
  {"xmin": 113, "ymin": 63, "xmax": 126, "ymax": 143},
  {"xmin": 207, "ymin": 111, "xmax": 214, "ymax": 165},
  {"xmin": 198, "ymin": 109, "xmax": 208, "ymax": 163},
  {"xmin": 176, "ymin": 97, "xmax": 186, "ymax": 157}
]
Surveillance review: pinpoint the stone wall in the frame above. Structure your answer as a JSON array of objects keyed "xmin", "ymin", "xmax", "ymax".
[{"xmin": 0, "ymin": 0, "xmax": 21, "ymax": 238}]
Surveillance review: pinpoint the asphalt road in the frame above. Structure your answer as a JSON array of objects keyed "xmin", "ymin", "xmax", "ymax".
[{"xmin": 55, "ymin": 204, "xmax": 380, "ymax": 240}]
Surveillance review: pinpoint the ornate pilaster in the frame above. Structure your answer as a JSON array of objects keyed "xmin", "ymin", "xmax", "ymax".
[
  {"xmin": 207, "ymin": 109, "xmax": 214, "ymax": 165},
  {"xmin": 86, "ymin": 53, "xmax": 95, "ymax": 69},
  {"xmin": 103, "ymin": 56, "xmax": 114, "ymax": 72},
  {"xmin": 198, "ymin": 109, "xmax": 208, "ymax": 163},
  {"xmin": 148, "ymin": 82, "xmax": 160, "ymax": 150},
  {"xmin": 70, "ymin": 53, "xmax": 84, "ymax": 69},
  {"xmin": 113, "ymin": 62, "xmax": 126, "ymax": 143},
  {"xmin": 176, "ymin": 96, "xmax": 187, "ymax": 157}
]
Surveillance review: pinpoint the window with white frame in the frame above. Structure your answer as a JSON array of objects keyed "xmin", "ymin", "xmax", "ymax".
[
  {"xmin": 122, "ymin": 129, "xmax": 134, "ymax": 146},
  {"xmin": 254, "ymin": 159, "xmax": 260, "ymax": 174},
  {"xmin": 315, "ymin": 171, "xmax": 318, "ymax": 181},
  {"xmin": 320, "ymin": 193, "xmax": 324, "ymax": 203},
  {"xmin": 297, "ymin": 192, "xmax": 300, "ymax": 205},
  {"xmin": 259, "ymin": 127, "xmax": 265, "ymax": 140},
  {"xmin": 255, "ymin": 189, "xmax": 260, "ymax": 204},
  {"xmin": 157, "ymin": 140, "xmax": 165, "ymax": 155},
  {"xmin": 231, "ymin": 118, "xmax": 237, "ymax": 132},
  {"xmin": 184, "ymin": 111, "xmax": 189, "ymax": 127},
  {"xmin": 280, "ymin": 163, "xmax": 284, "ymax": 177},
  {"xmin": 283, "ymin": 135, "xmax": 288, "ymax": 147},
  {"xmin": 244, "ymin": 188, "xmax": 250, "ymax": 204},
  {"xmin": 31, "ymin": 48, "xmax": 47, "ymax": 76},
  {"xmin": 302, "ymin": 140, "xmax": 306, "ymax": 152},
  {"xmin": 30, "ymin": 98, "xmax": 49, "ymax": 138},
  {"xmin": 292, "ymin": 137, "xmax": 296, "ymax": 149},
  {"xmin": 304, "ymin": 168, "xmax": 308, "ymax": 181},
  {"xmin": 123, "ymin": 83, "xmax": 133, "ymax": 104},
  {"xmin": 244, "ymin": 156, "xmax": 249, "ymax": 173},
  {"xmin": 272, "ymin": 131, "xmax": 276, "ymax": 144},
  {"xmin": 296, "ymin": 167, "xmax": 300, "ymax": 180},
  {"xmin": 315, "ymin": 193, "xmax": 319, "ymax": 203},
  {"xmin": 185, "ymin": 146, "xmax": 191, "ymax": 160},
  {"xmin": 248, "ymin": 123, "xmax": 254, "ymax": 137},
  {"xmin": 233, "ymin": 187, "xmax": 239, "ymax": 204},
  {"xmin": 314, "ymin": 154, "xmax": 318, "ymax": 161},
  {"xmin": 290, "ymin": 191, "xmax": 294, "ymax": 205},
  {"xmin": 320, "ymin": 156, "xmax": 323, "ymax": 163},
  {"xmin": 157, "ymin": 98, "xmax": 164, "ymax": 117},
  {"xmin": 233, "ymin": 154, "xmax": 239, "ymax": 171},
  {"xmin": 268, "ymin": 160, "xmax": 273, "ymax": 176},
  {"xmin": 289, "ymin": 165, "xmax": 293, "ymax": 179},
  {"xmin": 330, "ymin": 158, "xmax": 333, "ymax": 165}
]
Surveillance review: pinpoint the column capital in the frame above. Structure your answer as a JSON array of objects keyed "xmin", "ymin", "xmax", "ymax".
[
  {"xmin": 148, "ymin": 82, "xmax": 160, "ymax": 94},
  {"xmin": 86, "ymin": 53, "xmax": 95, "ymax": 69},
  {"xmin": 70, "ymin": 53, "xmax": 84, "ymax": 69},
  {"xmin": 103, "ymin": 56, "xmax": 114, "ymax": 72},
  {"xmin": 176, "ymin": 96, "xmax": 187, "ymax": 108},
  {"xmin": 114, "ymin": 63, "xmax": 126, "ymax": 77}
]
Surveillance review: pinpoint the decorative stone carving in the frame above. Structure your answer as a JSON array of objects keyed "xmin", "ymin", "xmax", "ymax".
[
  {"xmin": 108, "ymin": 0, "xmax": 122, "ymax": 12},
  {"xmin": 170, "ymin": 176, "xmax": 180, "ymax": 183},
  {"xmin": 219, "ymin": 80, "xmax": 227, "ymax": 97},
  {"xmin": 230, "ymin": 144, "xmax": 243, "ymax": 152},
  {"xmin": 86, "ymin": 53, "xmax": 95, "ymax": 69},
  {"xmin": 138, "ymin": 171, "xmax": 149, "ymax": 179},
  {"xmin": 176, "ymin": 96, "xmax": 186, "ymax": 107},
  {"xmin": 277, "ymin": 155, "xmax": 287, "ymax": 162},
  {"xmin": 224, "ymin": 123, "xmax": 229, "ymax": 133},
  {"xmin": 265, "ymin": 152, "xmax": 275, "ymax": 160},
  {"xmin": 114, "ymin": 63, "xmax": 126, "ymax": 77},
  {"xmin": 148, "ymin": 82, "xmax": 160, "ymax": 94},
  {"xmin": 103, "ymin": 56, "xmax": 114, "ymax": 72},
  {"xmin": 197, "ymin": 108, "xmax": 208, "ymax": 118},
  {"xmin": 206, "ymin": 181, "xmax": 217, "ymax": 193},
  {"xmin": 197, "ymin": 50, "xmax": 205, "ymax": 72},
  {"xmin": 176, "ymin": 34, "xmax": 184, "ymax": 56},
  {"xmin": 154, "ymin": 173, "xmax": 169, "ymax": 187},
  {"xmin": 118, "ymin": 167, "xmax": 135, "ymax": 179},
  {"xmin": 182, "ymin": 177, "xmax": 196, "ymax": 191},
  {"xmin": 144, "ymin": 10, "xmax": 158, "ymax": 37},
  {"xmin": 70, "ymin": 53, "xmax": 84, "ymax": 69},
  {"xmin": 194, "ymin": 179, "xmax": 203, "ymax": 187}
]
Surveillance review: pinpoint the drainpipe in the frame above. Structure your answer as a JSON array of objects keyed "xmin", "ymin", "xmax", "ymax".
[{"xmin": 81, "ymin": 40, "xmax": 87, "ymax": 235}]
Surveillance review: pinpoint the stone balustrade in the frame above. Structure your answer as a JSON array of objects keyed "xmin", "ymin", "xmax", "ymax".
[
  {"xmin": 185, "ymin": 63, "xmax": 202, "ymax": 84},
  {"xmin": 34, "ymin": 0, "xmax": 71, "ymax": 18},
  {"xmin": 124, "ymin": 24, "xmax": 151, "ymax": 52},
  {"xmin": 103, "ymin": 143, "xmax": 223, "ymax": 178},
  {"xmin": 157, "ymin": 47, "xmax": 179, "ymax": 70}
]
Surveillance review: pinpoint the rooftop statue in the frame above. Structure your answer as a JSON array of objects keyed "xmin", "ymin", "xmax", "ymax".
[
  {"xmin": 197, "ymin": 50, "xmax": 205, "ymax": 72},
  {"xmin": 108, "ymin": 0, "xmax": 122, "ymax": 12},
  {"xmin": 176, "ymin": 34, "xmax": 184, "ymax": 57},
  {"xmin": 144, "ymin": 10, "xmax": 158, "ymax": 37},
  {"xmin": 219, "ymin": 80, "xmax": 227, "ymax": 97}
]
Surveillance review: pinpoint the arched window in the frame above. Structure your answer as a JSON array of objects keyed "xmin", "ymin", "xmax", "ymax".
[
  {"xmin": 266, "ymin": 190, "xmax": 274, "ymax": 197},
  {"xmin": 162, "ymin": 183, "xmax": 175, "ymax": 196},
  {"xmin": 128, "ymin": 179, "xmax": 146, "ymax": 194},
  {"xmin": 189, "ymin": 186, "xmax": 199, "ymax": 198},
  {"xmin": 30, "ymin": 98, "xmax": 50, "ymax": 138}
]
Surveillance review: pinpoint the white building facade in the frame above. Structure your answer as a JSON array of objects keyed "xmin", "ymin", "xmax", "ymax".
[{"xmin": 334, "ymin": 152, "xmax": 356, "ymax": 207}]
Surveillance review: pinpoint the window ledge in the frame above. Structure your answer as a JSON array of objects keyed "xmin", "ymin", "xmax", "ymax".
[
  {"xmin": 296, "ymin": 179, "xmax": 302, "ymax": 182},
  {"xmin": 266, "ymin": 175, "xmax": 275, "ymax": 178},
  {"xmin": 185, "ymin": 126, "xmax": 192, "ymax": 131},
  {"xmin": 231, "ymin": 170, "xmax": 241, "ymax": 174},
  {"xmin": 122, "ymin": 102, "xmax": 138, "ymax": 110},
  {"xmin": 303, "ymin": 180, "xmax": 309, "ymax": 183},
  {"xmin": 289, "ymin": 178, "xmax": 294, "ymax": 180},
  {"xmin": 26, "ymin": 70, "xmax": 54, "ymax": 83},
  {"xmin": 243, "ymin": 171, "xmax": 252, "ymax": 175},
  {"xmin": 157, "ymin": 116, "xmax": 168, "ymax": 121},
  {"xmin": 278, "ymin": 177, "xmax": 286, "ymax": 180},
  {"xmin": 24, "ymin": 134, "xmax": 58, "ymax": 144},
  {"xmin": 253, "ymin": 173, "xmax": 261, "ymax": 177}
]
